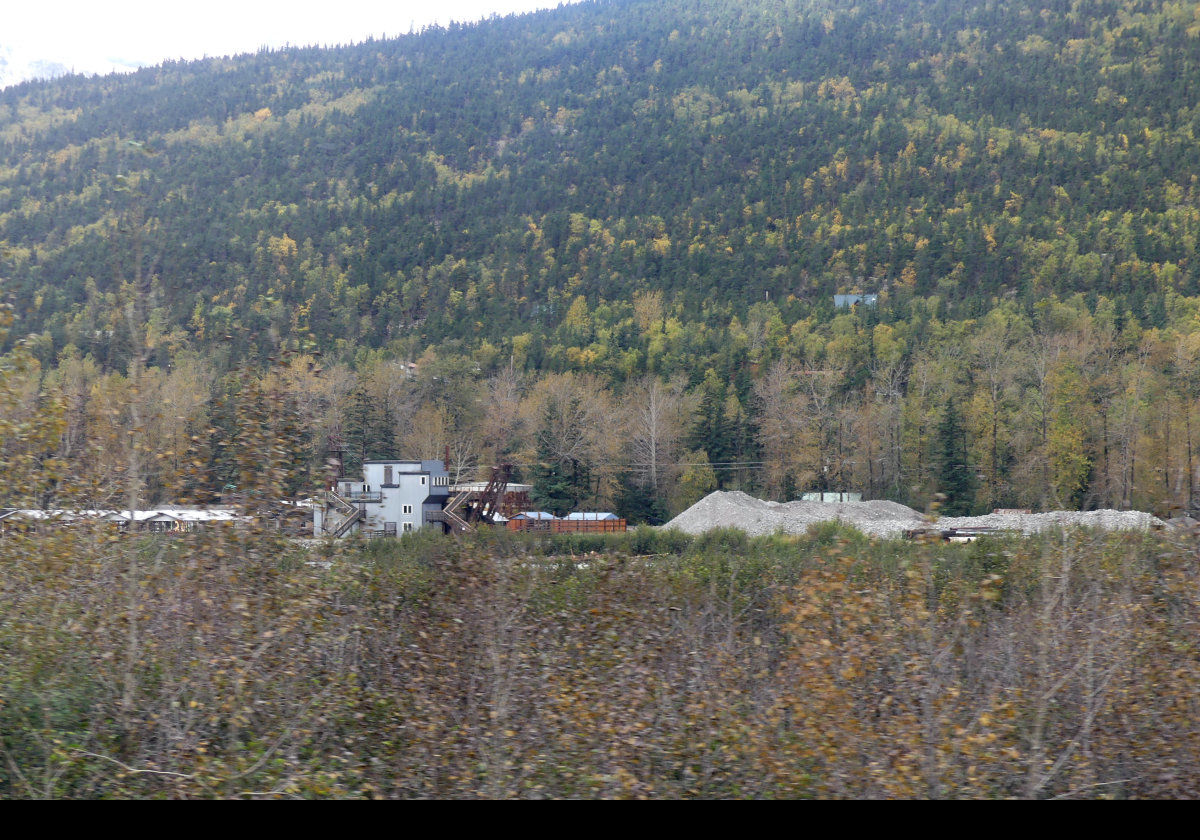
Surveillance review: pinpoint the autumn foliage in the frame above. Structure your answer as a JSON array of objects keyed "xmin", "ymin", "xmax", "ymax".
[{"xmin": 2, "ymin": 521, "xmax": 1198, "ymax": 799}]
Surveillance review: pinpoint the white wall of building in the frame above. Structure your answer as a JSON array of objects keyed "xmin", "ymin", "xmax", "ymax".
[{"xmin": 325, "ymin": 459, "xmax": 450, "ymax": 535}]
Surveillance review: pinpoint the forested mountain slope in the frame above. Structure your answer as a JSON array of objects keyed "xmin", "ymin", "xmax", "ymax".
[
  {"xmin": 3, "ymin": 0, "xmax": 1198, "ymax": 365},
  {"xmin": 3, "ymin": 0, "xmax": 1200, "ymax": 517}
]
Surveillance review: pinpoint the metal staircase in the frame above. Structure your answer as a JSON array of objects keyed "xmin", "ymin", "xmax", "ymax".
[
  {"xmin": 323, "ymin": 489, "xmax": 364, "ymax": 537},
  {"xmin": 427, "ymin": 464, "xmax": 511, "ymax": 533},
  {"xmin": 428, "ymin": 489, "xmax": 471, "ymax": 532}
]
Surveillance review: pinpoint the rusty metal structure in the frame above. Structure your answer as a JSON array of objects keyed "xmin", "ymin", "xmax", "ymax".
[{"xmin": 427, "ymin": 463, "xmax": 512, "ymax": 533}]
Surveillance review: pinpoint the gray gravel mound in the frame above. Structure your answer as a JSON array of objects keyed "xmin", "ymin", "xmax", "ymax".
[
  {"xmin": 937, "ymin": 509, "xmax": 1162, "ymax": 535},
  {"xmin": 663, "ymin": 491, "xmax": 927, "ymax": 538},
  {"xmin": 664, "ymin": 491, "xmax": 1163, "ymax": 538}
]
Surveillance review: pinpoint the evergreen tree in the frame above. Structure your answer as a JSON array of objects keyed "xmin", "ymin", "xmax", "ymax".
[
  {"xmin": 613, "ymin": 470, "xmax": 669, "ymax": 525},
  {"xmin": 689, "ymin": 372, "xmax": 737, "ymax": 488},
  {"xmin": 342, "ymin": 384, "xmax": 394, "ymax": 476},
  {"xmin": 529, "ymin": 397, "xmax": 593, "ymax": 517},
  {"xmin": 781, "ymin": 471, "xmax": 797, "ymax": 502},
  {"xmin": 530, "ymin": 455, "xmax": 589, "ymax": 519},
  {"xmin": 935, "ymin": 400, "xmax": 976, "ymax": 516},
  {"xmin": 204, "ymin": 373, "xmax": 243, "ymax": 502}
]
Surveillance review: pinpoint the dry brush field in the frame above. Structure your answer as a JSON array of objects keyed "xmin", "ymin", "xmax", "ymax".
[{"xmin": 2, "ymin": 523, "xmax": 1198, "ymax": 798}]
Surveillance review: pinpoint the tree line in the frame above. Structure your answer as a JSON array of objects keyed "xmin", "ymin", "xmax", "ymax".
[{"xmin": 2, "ymin": 287, "xmax": 1199, "ymax": 519}]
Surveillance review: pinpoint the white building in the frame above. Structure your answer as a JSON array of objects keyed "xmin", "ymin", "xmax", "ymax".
[
  {"xmin": 315, "ymin": 459, "xmax": 451, "ymax": 537},
  {"xmin": 0, "ymin": 507, "xmax": 246, "ymax": 533},
  {"xmin": 799, "ymin": 491, "xmax": 863, "ymax": 502}
]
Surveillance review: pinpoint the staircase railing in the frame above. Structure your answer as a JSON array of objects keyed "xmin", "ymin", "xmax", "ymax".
[
  {"xmin": 324, "ymin": 489, "xmax": 364, "ymax": 537},
  {"xmin": 439, "ymin": 490, "xmax": 472, "ymax": 532}
]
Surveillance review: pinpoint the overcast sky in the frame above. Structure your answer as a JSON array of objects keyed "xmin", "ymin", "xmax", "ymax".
[{"xmin": 5, "ymin": 0, "xmax": 583, "ymax": 71}]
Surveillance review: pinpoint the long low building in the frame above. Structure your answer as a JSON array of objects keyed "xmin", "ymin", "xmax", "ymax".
[
  {"xmin": 0, "ymin": 507, "xmax": 247, "ymax": 533},
  {"xmin": 506, "ymin": 511, "xmax": 627, "ymax": 533}
]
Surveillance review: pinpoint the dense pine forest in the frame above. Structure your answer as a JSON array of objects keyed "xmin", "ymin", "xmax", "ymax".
[{"xmin": 4, "ymin": 0, "xmax": 1200, "ymax": 515}]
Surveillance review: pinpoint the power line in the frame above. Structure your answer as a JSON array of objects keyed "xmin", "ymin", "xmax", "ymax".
[{"xmin": 482, "ymin": 460, "xmax": 772, "ymax": 471}]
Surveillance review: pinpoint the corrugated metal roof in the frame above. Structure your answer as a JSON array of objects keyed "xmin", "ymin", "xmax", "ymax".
[
  {"xmin": 4, "ymin": 508, "xmax": 246, "ymax": 523},
  {"xmin": 450, "ymin": 482, "xmax": 534, "ymax": 493}
]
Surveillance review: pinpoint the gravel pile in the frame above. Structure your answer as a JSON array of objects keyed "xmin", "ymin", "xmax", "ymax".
[
  {"xmin": 664, "ymin": 491, "xmax": 1163, "ymax": 538},
  {"xmin": 937, "ymin": 509, "xmax": 1162, "ymax": 535},
  {"xmin": 663, "ymin": 491, "xmax": 927, "ymax": 538}
]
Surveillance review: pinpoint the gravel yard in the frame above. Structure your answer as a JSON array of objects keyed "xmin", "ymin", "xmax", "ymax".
[{"xmin": 663, "ymin": 491, "xmax": 1163, "ymax": 538}]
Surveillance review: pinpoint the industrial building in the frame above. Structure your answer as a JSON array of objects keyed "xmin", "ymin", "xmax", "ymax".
[{"xmin": 314, "ymin": 459, "xmax": 452, "ymax": 537}]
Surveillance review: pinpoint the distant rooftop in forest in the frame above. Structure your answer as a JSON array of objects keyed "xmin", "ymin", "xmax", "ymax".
[{"xmin": 834, "ymin": 294, "xmax": 878, "ymax": 309}]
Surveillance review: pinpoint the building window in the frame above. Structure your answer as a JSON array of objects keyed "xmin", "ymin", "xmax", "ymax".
[
  {"xmin": 403, "ymin": 522, "xmax": 413, "ymax": 532},
  {"xmin": 403, "ymin": 505, "xmax": 413, "ymax": 515},
  {"xmin": 420, "ymin": 476, "xmax": 426, "ymax": 485}
]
